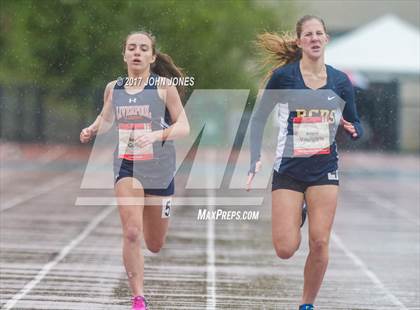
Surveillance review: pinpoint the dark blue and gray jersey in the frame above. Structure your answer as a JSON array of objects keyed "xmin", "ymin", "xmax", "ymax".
[
  {"xmin": 250, "ymin": 61, "xmax": 363, "ymax": 182},
  {"xmin": 112, "ymin": 74, "xmax": 176, "ymax": 180}
]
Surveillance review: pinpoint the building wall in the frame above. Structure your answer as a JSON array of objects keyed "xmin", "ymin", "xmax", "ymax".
[{"xmin": 400, "ymin": 77, "xmax": 420, "ymax": 152}]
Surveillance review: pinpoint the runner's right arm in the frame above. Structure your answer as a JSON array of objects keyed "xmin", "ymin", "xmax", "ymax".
[
  {"xmin": 80, "ymin": 81, "xmax": 115, "ymax": 143},
  {"xmin": 249, "ymin": 70, "xmax": 285, "ymax": 174}
]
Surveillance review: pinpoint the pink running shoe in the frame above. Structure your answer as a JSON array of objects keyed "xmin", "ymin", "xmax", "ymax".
[{"xmin": 131, "ymin": 295, "xmax": 148, "ymax": 310}]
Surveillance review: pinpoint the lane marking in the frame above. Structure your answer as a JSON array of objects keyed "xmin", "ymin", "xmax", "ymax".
[
  {"xmin": 331, "ymin": 232, "xmax": 408, "ymax": 309},
  {"xmin": 206, "ymin": 152, "xmax": 216, "ymax": 310},
  {"xmin": 347, "ymin": 180, "xmax": 419, "ymax": 226},
  {"xmin": 0, "ymin": 145, "xmax": 71, "ymax": 179},
  {"xmin": 1, "ymin": 172, "xmax": 77, "ymax": 212},
  {"xmin": 1, "ymin": 205, "xmax": 115, "ymax": 310},
  {"xmin": 367, "ymin": 194, "xmax": 419, "ymax": 226}
]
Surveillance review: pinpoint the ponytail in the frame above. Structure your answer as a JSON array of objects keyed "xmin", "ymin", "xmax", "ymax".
[
  {"xmin": 256, "ymin": 15, "xmax": 327, "ymax": 86},
  {"xmin": 256, "ymin": 32, "xmax": 301, "ymax": 86},
  {"xmin": 152, "ymin": 52, "xmax": 186, "ymax": 100}
]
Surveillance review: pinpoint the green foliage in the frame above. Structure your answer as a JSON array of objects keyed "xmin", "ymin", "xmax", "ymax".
[
  {"xmin": 0, "ymin": 0, "xmax": 296, "ymax": 100},
  {"xmin": 0, "ymin": 0, "xmax": 297, "ymax": 143}
]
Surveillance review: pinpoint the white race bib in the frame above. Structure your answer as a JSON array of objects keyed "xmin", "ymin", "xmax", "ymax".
[
  {"xmin": 118, "ymin": 123, "xmax": 154, "ymax": 160},
  {"xmin": 293, "ymin": 117, "xmax": 330, "ymax": 156},
  {"xmin": 161, "ymin": 198, "xmax": 172, "ymax": 218}
]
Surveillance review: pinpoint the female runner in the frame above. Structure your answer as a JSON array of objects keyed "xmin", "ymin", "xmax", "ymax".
[
  {"xmin": 80, "ymin": 31, "xmax": 190, "ymax": 310},
  {"xmin": 247, "ymin": 15, "xmax": 363, "ymax": 310}
]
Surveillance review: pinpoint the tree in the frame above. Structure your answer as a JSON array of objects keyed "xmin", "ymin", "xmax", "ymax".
[{"xmin": 0, "ymin": 0, "xmax": 297, "ymax": 141}]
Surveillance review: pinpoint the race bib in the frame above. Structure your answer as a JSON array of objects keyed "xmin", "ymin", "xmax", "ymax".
[
  {"xmin": 293, "ymin": 116, "xmax": 330, "ymax": 156},
  {"xmin": 161, "ymin": 198, "xmax": 172, "ymax": 218},
  {"xmin": 118, "ymin": 123, "xmax": 154, "ymax": 160}
]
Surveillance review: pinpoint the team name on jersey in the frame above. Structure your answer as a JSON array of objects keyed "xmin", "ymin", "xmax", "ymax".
[
  {"xmin": 296, "ymin": 109, "xmax": 336, "ymax": 123},
  {"xmin": 116, "ymin": 105, "xmax": 151, "ymax": 120}
]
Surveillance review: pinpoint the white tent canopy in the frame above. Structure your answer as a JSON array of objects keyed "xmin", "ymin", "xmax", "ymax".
[{"xmin": 326, "ymin": 15, "xmax": 420, "ymax": 75}]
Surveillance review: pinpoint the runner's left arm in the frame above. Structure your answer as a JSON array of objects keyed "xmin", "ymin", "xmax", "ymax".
[{"xmin": 156, "ymin": 83, "xmax": 190, "ymax": 141}]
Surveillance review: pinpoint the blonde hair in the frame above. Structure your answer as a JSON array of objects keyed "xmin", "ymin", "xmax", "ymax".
[{"xmin": 256, "ymin": 15, "xmax": 327, "ymax": 85}]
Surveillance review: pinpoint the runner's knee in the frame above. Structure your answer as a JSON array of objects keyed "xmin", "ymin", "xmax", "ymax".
[
  {"xmin": 145, "ymin": 239, "xmax": 165, "ymax": 253},
  {"xmin": 124, "ymin": 226, "xmax": 142, "ymax": 243},
  {"xmin": 273, "ymin": 237, "xmax": 300, "ymax": 259},
  {"xmin": 309, "ymin": 238, "xmax": 329, "ymax": 258}
]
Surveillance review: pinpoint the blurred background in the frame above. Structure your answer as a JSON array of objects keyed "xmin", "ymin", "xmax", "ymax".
[
  {"xmin": 0, "ymin": 0, "xmax": 418, "ymax": 153},
  {"xmin": 0, "ymin": 0, "xmax": 295, "ymax": 144}
]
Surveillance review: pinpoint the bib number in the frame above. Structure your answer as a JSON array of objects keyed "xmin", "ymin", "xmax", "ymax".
[
  {"xmin": 293, "ymin": 116, "xmax": 330, "ymax": 156},
  {"xmin": 161, "ymin": 198, "xmax": 172, "ymax": 218},
  {"xmin": 118, "ymin": 123, "xmax": 154, "ymax": 160}
]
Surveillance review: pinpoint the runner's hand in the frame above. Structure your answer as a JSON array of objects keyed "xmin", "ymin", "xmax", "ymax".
[
  {"xmin": 340, "ymin": 118, "xmax": 358, "ymax": 138},
  {"xmin": 135, "ymin": 131, "xmax": 159, "ymax": 148},
  {"xmin": 246, "ymin": 161, "xmax": 262, "ymax": 192},
  {"xmin": 80, "ymin": 127, "xmax": 94, "ymax": 143}
]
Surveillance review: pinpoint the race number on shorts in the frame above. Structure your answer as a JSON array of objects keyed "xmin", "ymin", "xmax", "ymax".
[
  {"xmin": 118, "ymin": 123, "xmax": 154, "ymax": 160},
  {"xmin": 293, "ymin": 116, "xmax": 330, "ymax": 156},
  {"xmin": 161, "ymin": 198, "xmax": 172, "ymax": 218}
]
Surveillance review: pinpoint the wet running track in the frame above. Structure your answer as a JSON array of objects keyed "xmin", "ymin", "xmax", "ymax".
[{"xmin": 0, "ymin": 143, "xmax": 419, "ymax": 309}]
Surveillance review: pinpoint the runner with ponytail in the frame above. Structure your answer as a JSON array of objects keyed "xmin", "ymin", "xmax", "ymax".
[
  {"xmin": 247, "ymin": 15, "xmax": 363, "ymax": 310},
  {"xmin": 80, "ymin": 31, "xmax": 190, "ymax": 310}
]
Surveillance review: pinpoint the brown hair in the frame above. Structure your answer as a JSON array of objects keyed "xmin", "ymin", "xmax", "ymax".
[
  {"xmin": 256, "ymin": 15, "xmax": 327, "ymax": 85},
  {"xmin": 123, "ymin": 31, "xmax": 186, "ymax": 99}
]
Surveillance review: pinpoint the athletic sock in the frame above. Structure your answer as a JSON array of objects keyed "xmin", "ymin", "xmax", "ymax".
[{"xmin": 299, "ymin": 304, "xmax": 314, "ymax": 310}]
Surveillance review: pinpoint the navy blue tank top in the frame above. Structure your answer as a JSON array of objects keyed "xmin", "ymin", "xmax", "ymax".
[
  {"xmin": 250, "ymin": 61, "xmax": 363, "ymax": 182},
  {"xmin": 112, "ymin": 74, "xmax": 176, "ymax": 177}
]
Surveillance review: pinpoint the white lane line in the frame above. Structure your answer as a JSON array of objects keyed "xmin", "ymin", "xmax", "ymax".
[
  {"xmin": 1, "ymin": 205, "xmax": 115, "ymax": 310},
  {"xmin": 348, "ymin": 183, "xmax": 419, "ymax": 226},
  {"xmin": 331, "ymin": 232, "xmax": 408, "ymax": 309},
  {"xmin": 1, "ymin": 172, "xmax": 77, "ymax": 212},
  {"xmin": 0, "ymin": 145, "xmax": 70, "ymax": 179},
  {"xmin": 367, "ymin": 194, "xmax": 419, "ymax": 226},
  {"xmin": 206, "ymin": 152, "xmax": 216, "ymax": 310}
]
